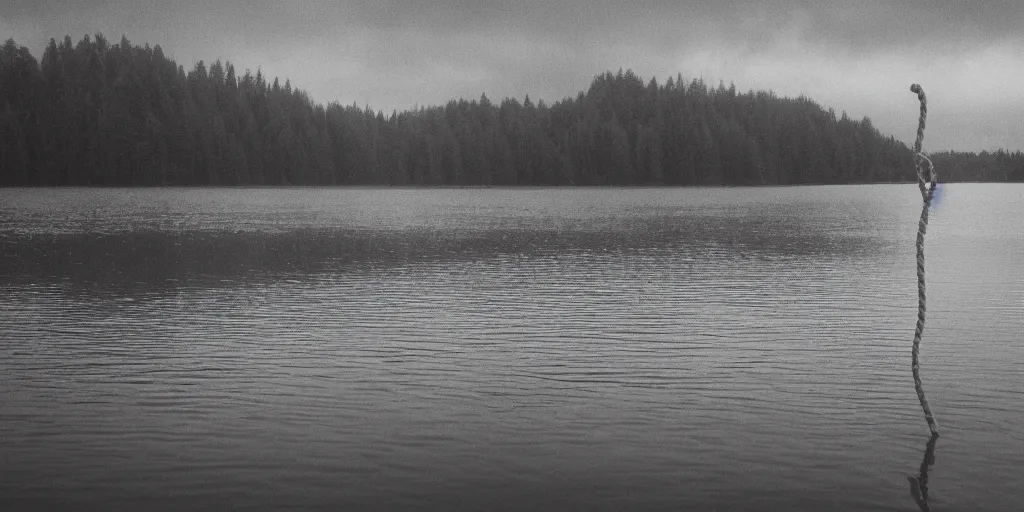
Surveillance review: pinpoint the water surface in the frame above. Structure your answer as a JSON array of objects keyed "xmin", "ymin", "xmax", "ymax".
[{"xmin": 1, "ymin": 185, "xmax": 1021, "ymax": 511}]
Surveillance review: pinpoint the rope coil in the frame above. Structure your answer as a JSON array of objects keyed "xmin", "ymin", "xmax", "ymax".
[{"xmin": 909, "ymin": 83, "xmax": 939, "ymax": 437}]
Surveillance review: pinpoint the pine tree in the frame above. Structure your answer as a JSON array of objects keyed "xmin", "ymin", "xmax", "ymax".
[{"xmin": 8, "ymin": 35, "xmax": 1001, "ymax": 187}]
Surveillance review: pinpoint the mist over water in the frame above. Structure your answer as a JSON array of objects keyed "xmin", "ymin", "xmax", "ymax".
[{"xmin": 1, "ymin": 185, "xmax": 1021, "ymax": 511}]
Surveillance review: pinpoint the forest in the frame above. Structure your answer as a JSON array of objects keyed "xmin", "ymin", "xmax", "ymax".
[{"xmin": 2, "ymin": 35, "xmax": 1022, "ymax": 186}]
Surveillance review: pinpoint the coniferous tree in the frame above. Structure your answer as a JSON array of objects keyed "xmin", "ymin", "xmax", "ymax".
[{"xmin": 2, "ymin": 34, "xmax": 1015, "ymax": 187}]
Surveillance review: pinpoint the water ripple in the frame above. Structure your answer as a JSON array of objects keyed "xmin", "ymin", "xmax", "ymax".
[{"xmin": 1, "ymin": 185, "xmax": 1022, "ymax": 511}]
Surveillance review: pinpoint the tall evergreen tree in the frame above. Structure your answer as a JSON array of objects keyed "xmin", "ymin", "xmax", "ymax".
[{"xmin": 3, "ymin": 34, "xmax": 1015, "ymax": 187}]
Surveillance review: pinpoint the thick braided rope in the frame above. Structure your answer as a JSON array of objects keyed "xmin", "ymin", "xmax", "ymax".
[{"xmin": 910, "ymin": 84, "xmax": 939, "ymax": 437}]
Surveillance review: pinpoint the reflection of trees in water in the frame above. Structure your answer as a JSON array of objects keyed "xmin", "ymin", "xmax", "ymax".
[
  {"xmin": 907, "ymin": 433, "xmax": 939, "ymax": 512},
  {"xmin": 1, "ymin": 210, "xmax": 892, "ymax": 297}
]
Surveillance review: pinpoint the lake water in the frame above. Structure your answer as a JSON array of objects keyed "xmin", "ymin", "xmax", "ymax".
[{"xmin": 1, "ymin": 185, "xmax": 1021, "ymax": 511}]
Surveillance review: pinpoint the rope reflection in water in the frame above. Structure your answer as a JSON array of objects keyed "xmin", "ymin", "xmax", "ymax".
[{"xmin": 908, "ymin": 433, "xmax": 940, "ymax": 512}]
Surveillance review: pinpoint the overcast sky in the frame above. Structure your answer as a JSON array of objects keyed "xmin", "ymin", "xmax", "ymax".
[{"xmin": 3, "ymin": 0, "xmax": 1022, "ymax": 151}]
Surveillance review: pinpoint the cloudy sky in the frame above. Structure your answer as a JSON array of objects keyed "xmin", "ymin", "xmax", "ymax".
[{"xmin": 3, "ymin": 0, "xmax": 1022, "ymax": 151}]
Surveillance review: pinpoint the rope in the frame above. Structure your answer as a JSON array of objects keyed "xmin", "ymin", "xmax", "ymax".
[{"xmin": 909, "ymin": 83, "xmax": 939, "ymax": 437}]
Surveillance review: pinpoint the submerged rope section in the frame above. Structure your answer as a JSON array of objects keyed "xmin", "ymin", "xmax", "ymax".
[{"xmin": 909, "ymin": 84, "xmax": 939, "ymax": 437}]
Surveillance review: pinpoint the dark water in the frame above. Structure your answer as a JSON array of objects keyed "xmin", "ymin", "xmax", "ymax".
[{"xmin": 1, "ymin": 185, "xmax": 1021, "ymax": 511}]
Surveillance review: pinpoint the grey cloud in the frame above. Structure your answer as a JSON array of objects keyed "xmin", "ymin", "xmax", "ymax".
[{"xmin": 6, "ymin": 1, "xmax": 1023, "ymax": 48}]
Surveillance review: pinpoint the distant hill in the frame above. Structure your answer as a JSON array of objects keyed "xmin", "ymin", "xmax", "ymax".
[{"xmin": 1, "ymin": 35, "xmax": 1021, "ymax": 186}]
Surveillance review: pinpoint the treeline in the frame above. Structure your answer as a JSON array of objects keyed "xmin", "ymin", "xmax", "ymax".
[
  {"xmin": 927, "ymin": 150, "xmax": 1024, "ymax": 183},
  {"xmin": 0, "ymin": 34, "xmax": 1014, "ymax": 187}
]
